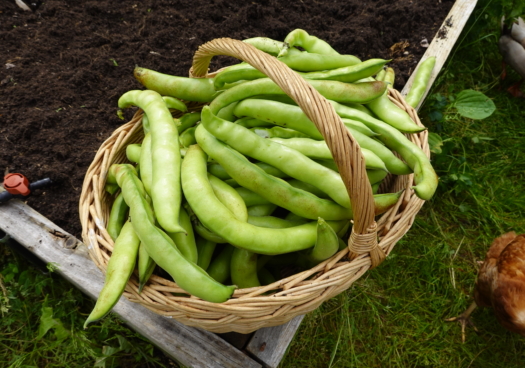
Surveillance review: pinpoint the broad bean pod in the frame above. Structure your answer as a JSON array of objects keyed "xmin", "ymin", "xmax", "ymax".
[
  {"xmin": 138, "ymin": 133, "xmax": 152, "ymax": 195},
  {"xmin": 166, "ymin": 206, "xmax": 198, "ymax": 264},
  {"xmin": 252, "ymin": 126, "xmax": 310, "ymax": 139},
  {"xmin": 196, "ymin": 236, "xmax": 216, "ymax": 271},
  {"xmin": 134, "ymin": 67, "xmax": 219, "ymax": 102},
  {"xmin": 270, "ymin": 137, "xmax": 388, "ymax": 171},
  {"xmin": 208, "ymin": 174, "xmax": 248, "ymax": 222},
  {"xmin": 231, "ymin": 248, "xmax": 260, "ymax": 289},
  {"xmin": 405, "ymin": 57, "xmax": 436, "ymax": 108},
  {"xmin": 247, "ymin": 204, "xmax": 278, "ymax": 217},
  {"xmin": 138, "ymin": 242, "xmax": 156, "ymax": 293},
  {"xmin": 235, "ymin": 187, "xmax": 271, "ymax": 207},
  {"xmin": 84, "ymin": 220, "xmax": 140, "ymax": 328},
  {"xmin": 280, "ymin": 29, "xmax": 339, "ymax": 56},
  {"xmin": 181, "ymin": 144, "xmax": 348, "ymax": 255},
  {"xmin": 195, "ymin": 124, "xmax": 351, "ymax": 220},
  {"xmin": 331, "ymin": 101, "xmax": 438, "ymax": 200},
  {"xmin": 107, "ymin": 192, "xmax": 129, "ymax": 241},
  {"xmin": 119, "ymin": 90, "xmax": 184, "ymax": 233},
  {"xmin": 207, "ymin": 244, "xmax": 235, "ymax": 284},
  {"xmin": 112, "ymin": 164, "xmax": 236, "ymax": 302},
  {"xmin": 126, "ymin": 144, "xmax": 141, "ymax": 164},
  {"xmin": 247, "ymin": 215, "xmax": 306, "ymax": 229}
]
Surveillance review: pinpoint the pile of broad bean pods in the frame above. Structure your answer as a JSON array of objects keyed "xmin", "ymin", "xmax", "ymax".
[{"xmin": 84, "ymin": 30, "xmax": 437, "ymax": 328}]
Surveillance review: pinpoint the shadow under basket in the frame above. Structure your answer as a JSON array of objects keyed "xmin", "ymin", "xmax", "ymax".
[{"xmin": 79, "ymin": 38, "xmax": 429, "ymax": 334}]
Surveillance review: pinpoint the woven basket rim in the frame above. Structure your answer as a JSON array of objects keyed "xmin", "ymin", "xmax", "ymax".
[{"xmin": 79, "ymin": 43, "xmax": 428, "ymax": 333}]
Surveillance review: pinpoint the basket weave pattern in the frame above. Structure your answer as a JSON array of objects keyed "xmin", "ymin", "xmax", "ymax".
[{"xmin": 79, "ymin": 39, "xmax": 428, "ymax": 334}]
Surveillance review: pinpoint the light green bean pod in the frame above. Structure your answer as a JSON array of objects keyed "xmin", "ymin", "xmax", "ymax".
[
  {"xmin": 208, "ymin": 174, "xmax": 248, "ymax": 222},
  {"xmin": 166, "ymin": 206, "xmax": 198, "ymax": 264},
  {"xmin": 107, "ymin": 192, "xmax": 129, "ymax": 241},
  {"xmin": 196, "ymin": 236, "xmax": 216, "ymax": 271},
  {"xmin": 207, "ymin": 244, "xmax": 235, "ymax": 284},
  {"xmin": 119, "ymin": 90, "xmax": 184, "ymax": 234},
  {"xmin": 280, "ymin": 29, "xmax": 340, "ymax": 56},
  {"xmin": 126, "ymin": 144, "xmax": 141, "ymax": 164},
  {"xmin": 405, "ymin": 57, "xmax": 436, "ymax": 108},
  {"xmin": 231, "ymin": 248, "xmax": 260, "ymax": 289},
  {"xmin": 181, "ymin": 144, "xmax": 348, "ymax": 255},
  {"xmin": 139, "ymin": 133, "xmax": 152, "ymax": 195},
  {"xmin": 112, "ymin": 164, "xmax": 236, "ymax": 302},
  {"xmin": 84, "ymin": 220, "xmax": 140, "ymax": 328},
  {"xmin": 138, "ymin": 242, "xmax": 156, "ymax": 293}
]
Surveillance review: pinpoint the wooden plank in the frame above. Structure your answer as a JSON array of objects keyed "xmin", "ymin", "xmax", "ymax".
[
  {"xmin": 401, "ymin": 0, "xmax": 478, "ymax": 110},
  {"xmin": 0, "ymin": 200, "xmax": 261, "ymax": 368},
  {"xmin": 246, "ymin": 315, "xmax": 305, "ymax": 368}
]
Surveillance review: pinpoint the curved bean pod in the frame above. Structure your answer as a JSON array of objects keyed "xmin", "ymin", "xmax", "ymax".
[
  {"xmin": 195, "ymin": 124, "xmax": 352, "ymax": 220},
  {"xmin": 281, "ymin": 29, "xmax": 339, "ymax": 56},
  {"xmin": 247, "ymin": 215, "xmax": 307, "ymax": 229},
  {"xmin": 107, "ymin": 192, "xmax": 129, "ymax": 241},
  {"xmin": 181, "ymin": 144, "xmax": 348, "ymax": 255},
  {"xmin": 270, "ymin": 137, "xmax": 388, "ymax": 171},
  {"xmin": 84, "ymin": 220, "xmax": 140, "ymax": 328},
  {"xmin": 126, "ymin": 144, "xmax": 141, "ymax": 164},
  {"xmin": 138, "ymin": 133, "xmax": 152, "ymax": 195},
  {"xmin": 138, "ymin": 242, "xmax": 156, "ymax": 293},
  {"xmin": 383, "ymin": 67, "xmax": 396, "ymax": 87},
  {"xmin": 247, "ymin": 204, "xmax": 277, "ymax": 217},
  {"xmin": 112, "ymin": 164, "xmax": 236, "ymax": 302},
  {"xmin": 196, "ymin": 236, "xmax": 216, "ymax": 271},
  {"xmin": 162, "ymin": 96, "xmax": 187, "ymax": 112},
  {"xmin": 299, "ymin": 59, "xmax": 389, "ymax": 83},
  {"xmin": 208, "ymin": 174, "xmax": 248, "ymax": 222},
  {"xmin": 405, "ymin": 56, "xmax": 436, "ymax": 108},
  {"xmin": 166, "ymin": 206, "xmax": 198, "ymax": 264},
  {"xmin": 277, "ymin": 47, "xmax": 361, "ymax": 72},
  {"xmin": 251, "ymin": 126, "xmax": 310, "ymax": 139},
  {"xmin": 207, "ymin": 244, "xmax": 235, "ymax": 284},
  {"xmin": 119, "ymin": 90, "xmax": 184, "ymax": 233},
  {"xmin": 231, "ymin": 248, "xmax": 260, "ymax": 289},
  {"xmin": 331, "ymin": 101, "xmax": 438, "ymax": 200},
  {"xmin": 134, "ymin": 66, "xmax": 218, "ymax": 102},
  {"xmin": 366, "ymin": 91, "xmax": 425, "ymax": 133},
  {"xmin": 179, "ymin": 126, "xmax": 197, "ymax": 147}
]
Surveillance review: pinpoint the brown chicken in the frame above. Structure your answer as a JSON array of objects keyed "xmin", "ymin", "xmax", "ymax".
[{"xmin": 447, "ymin": 231, "xmax": 525, "ymax": 341}]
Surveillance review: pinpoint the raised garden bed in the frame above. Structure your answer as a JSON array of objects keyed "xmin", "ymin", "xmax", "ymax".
[{"xmin": 0, "ymin": 0, "xmax": 477, "ymax": 366}]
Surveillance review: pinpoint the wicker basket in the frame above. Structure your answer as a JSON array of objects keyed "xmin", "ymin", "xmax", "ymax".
[{"xmin": 79, "ymin": 38, "xmax": 428, "ymax": 334}]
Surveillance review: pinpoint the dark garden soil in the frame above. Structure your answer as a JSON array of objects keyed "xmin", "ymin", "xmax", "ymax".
[{"xmin": 0, "ymin": 0, "xmax": 454, "ymax": 238}]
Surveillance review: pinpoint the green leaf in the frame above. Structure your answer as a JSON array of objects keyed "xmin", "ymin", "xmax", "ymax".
[
  {"xmin": 453, "ymin": 90, "xmax": 496, "ymax": 120},
  {"xmin": 37, "ymin": 306, "xmax": 70, "ymax": 341},
  {"xmin": 428, "ymin": 132, "xmax": 443, "ymax": 154}
]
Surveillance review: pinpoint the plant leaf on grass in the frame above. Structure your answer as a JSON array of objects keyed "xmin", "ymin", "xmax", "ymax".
[{"xmin": 452, "ymin": 89, "xmax": 496, "ymax": 120}]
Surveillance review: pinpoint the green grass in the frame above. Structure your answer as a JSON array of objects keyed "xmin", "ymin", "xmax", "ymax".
[{"xmin": 2, "ymin": 0, "xmax": 525, "ymax": 366}]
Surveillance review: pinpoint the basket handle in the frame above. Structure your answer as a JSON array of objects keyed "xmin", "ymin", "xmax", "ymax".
[{"xmin": 192, "ymin": 38, "xmax": 385, "ymax": 267}]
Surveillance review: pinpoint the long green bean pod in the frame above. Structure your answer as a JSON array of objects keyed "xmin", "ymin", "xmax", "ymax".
[
  {"xmin": 270, "ymin": 137, "xmax": 388, "ymax": 171},
  {"xmin": 196, "ymin": 236, "xmax": 216, "ymax": 271},
  {"xmin": 119, "ymin": 90, "xmax": 185, "ymax": 234},
  {"xmin": 138, "ymin": 242, "xmax": 156, "ymax": 293},
  {"xmin": 405, "ymin": 57, "xmax": 436, "ymax": 108},
  {"xmin": 207, "ymin": 244, "xmax": 235, "ymax": 284},
  {"xmin": 331, "ymin": 101, "xmax": 438, "ymax": 200},
  {"xmin": 166, "ymin": 206, "xmax": 198, "ymax": 264},
  {"xmin": 138, "ymin": 133, "xmax": 152, "ymax": 195},
  {"xmin": 112, "ymin": 164, "xmax": 236, "ymax": 303},
  {"xmin": 208, "ymin": 174, "xmax": 248, "ymax": 222},
  {"xmin": 247, "ymin": 215, "xmax": 306, "ymax": 229},
  {"xmin": 134, "ymin": 67, "xmax": 219, "ymax": 102},
  {"xmin": 182, "ymin": 144, "xmax": 349, "ymax": 255},
  {"xmin": 280, "ymin": 29, "xmax": 340, "ymax": 56},
  {"xmin": 84, "ymin": 220, "xmax": 140, "ymax": 328},
  {"xmin": 195, "ymin": 124, "xmax": 351, "ymax": 220},
  {"xmin": 231, "ymin": 248, "xmax": 260, "ymax": 289},
  {"xmin": 107, "ymin": 192, "xmax": 129, "ymax": 241},
  {"xmin": 126, "ymin": 144, "xmax": 141, "ymax": 164}
]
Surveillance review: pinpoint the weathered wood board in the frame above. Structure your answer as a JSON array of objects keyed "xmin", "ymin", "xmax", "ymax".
[
  {"xmin": 0, "ymin": 200, "xmax": 261, "ymax": 368},
  {"xmin": 401, "ymin": 0, "xmax": 478, "ymax": 110}
]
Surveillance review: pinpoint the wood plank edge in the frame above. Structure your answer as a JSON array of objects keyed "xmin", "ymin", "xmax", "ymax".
[
  {"xmin": 0, "ymin": 200, "xmax": 261, "ymax": 368},
  {"xmin": 401, "ymin": 0, "xmax": 479, "ymax": 110}
]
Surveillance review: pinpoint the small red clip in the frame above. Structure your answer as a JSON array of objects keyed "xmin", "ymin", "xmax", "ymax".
[{"xmin": 3, "ymin": 173, "xmax": 31, "ymax": 196}]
